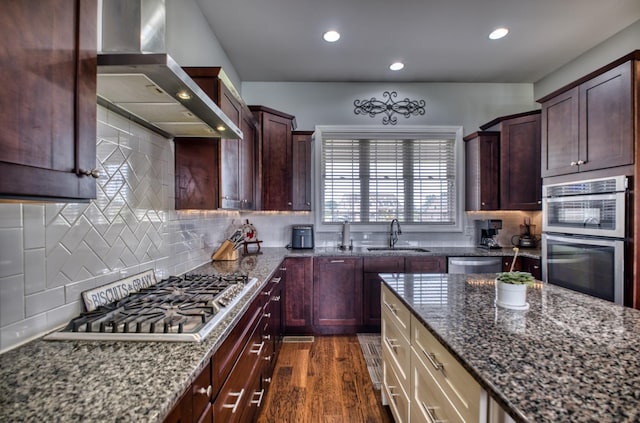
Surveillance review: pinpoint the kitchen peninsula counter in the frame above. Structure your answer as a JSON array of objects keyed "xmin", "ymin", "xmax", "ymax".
[{"xmin": 382, "ymin": 273, "xmax": 640, "ymax": 422}]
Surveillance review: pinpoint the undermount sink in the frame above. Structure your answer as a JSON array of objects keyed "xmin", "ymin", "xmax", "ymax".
[{"xmin": 367, "ymin": 247, "xmax": 430, "ymax": 252}]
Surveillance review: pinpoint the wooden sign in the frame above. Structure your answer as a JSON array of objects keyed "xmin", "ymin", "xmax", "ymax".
[{"xmin": 82, "ymin": 269, "xmax": 157, "ymax": 312}]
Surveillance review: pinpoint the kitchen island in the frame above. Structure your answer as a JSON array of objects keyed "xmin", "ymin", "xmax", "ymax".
[{"xmin": 381, "ymin": 273, "xmax": 640, "ymax": 422}]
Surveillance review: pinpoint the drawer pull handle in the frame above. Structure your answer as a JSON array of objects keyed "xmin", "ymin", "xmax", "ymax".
[
  {"xmin": 330, "ymin": 259, "xmax": 345, "ymax": 263},
  {"xmin": 421, "ymin": 401, "xmax": 444, "ymax": 423},
  {"xmin": 223, "ymin": 389, "xmax": 245, "ymax": 414},
  {"xmin": 263, "ymin": 334, "xmax": 271, "ymax": 341},
  {"xmin": 250, "ymin": 389, "xmax": 265, "ymax": 407},
  {"xmin": 272, "ymin": 295, "xmax": 281, "ymax": 302},
  {"xmin": 385, "ymin": 336, "xmax": 400, "ymax": 352},
  {"xmin": 388, "ymin": 385, "xmax": 400, "ymax": 403},
  {"xmin": 250, "ymin": 341, "xmax": 265, "ymax": 355},
  {"xmin": 271, "ymin": 277, "xmax": 282, "ymax": 284},
  {"xmin": 423, "ymin": 350, "xmax": 444, "ymax": 372},
  {"xmin": 384, "ymin": 302, "xmax": 398, "ymax": 315},
  {"xmin": 196, "ymin": 385, "xmax": 212, "ymax": 397}
]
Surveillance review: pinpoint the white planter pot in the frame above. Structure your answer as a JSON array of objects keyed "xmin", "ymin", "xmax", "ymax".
[{"xmin": 495, "ymin": 280, "xmax": 528, "ymax": 310}]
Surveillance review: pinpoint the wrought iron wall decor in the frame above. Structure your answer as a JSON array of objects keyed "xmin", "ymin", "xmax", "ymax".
[{"xmin": 353, "ymin": 91, "xmax": 425, "ymax": 125}]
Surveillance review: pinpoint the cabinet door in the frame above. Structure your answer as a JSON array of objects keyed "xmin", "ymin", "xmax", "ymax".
[
  {"xmin": 313, "ymin": 257, "xmax": 363, "ymax": 332},
  {"xmin": 500, "ymin": 113, "xmax": 541, "ymax": 210},
  {"xmin": 578, "ymin": 61, "xmax": 633, "ymax": 173},
  {"xmin": 363, "ymin": 257, "xmax": 405, "ymax": 330},
  {"xmin": 257, "ymin": 110, "xmax": 293, "ymax": 210},
  {"xmin": 239, "ymin": 111, "xmax": 258, "ymax": 210},
  {"xmin": 502, "ymin": 256, "xmax": 541, "ymax": 280},
  {"xmin": 464, "ymin": 132, "xmax": 500, "ymax": 210},
  {"xmin": 541, "ymin": 88, "xmax": 579, "ymax": 177},
  {"xmin": 0, "ymin": 0, "xmax": 97, "ymax": 200},
  {"xmin": 175, "ymin": 139, "xmax": 219, "ymax": 210},
  {"xmin": 292, "ymin": 131, "xmax": 313, "ymax": 211},
  {"xmin": 405, "ymin": 256, "xmax": 446, "ymax": 273},
  {"xmin": 284, "ymin": 257, "xmax": 313, "ymax": 333},
  {"xmin": 219, "ymin": 86, "xmax": 242, "ymax": 209}
]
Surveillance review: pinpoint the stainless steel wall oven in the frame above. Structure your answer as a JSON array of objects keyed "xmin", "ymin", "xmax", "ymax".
[{"xmin": 542, "ymin": 175, "xmax": 629, "ymax": 305}]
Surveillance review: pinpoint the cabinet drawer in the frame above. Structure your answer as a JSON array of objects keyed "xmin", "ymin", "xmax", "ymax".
[
  {"xmin": 382, "ymin": 306, "xmax": 411, "ymax": 385},
  {"xmin": 381, "ymin": 284, "xmax": 411, "ymax": 339},
  {"xmin": 411, "ymin": 347, "xmax": 469, "ymax": 423},
  {"xmin": 405, "ymin": 256, "xmax": 446, "ymax": 273},
  {"xmin": 412, "ymin": 315, "xmax": 483, "ymax": 423},
  {"xmin": 383, "ymin": 356, "xmax": 410, "ymax": 423},
  {"xmin": 363, "ymin": 256, "xmax": 405, "ymax": 273}
]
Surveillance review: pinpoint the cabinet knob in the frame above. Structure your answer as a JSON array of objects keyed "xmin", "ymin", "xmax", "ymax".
[
  {"xmin": 196, "ymin": 385, "xmax": 213, "ymax": 397},
  {"xmin": 78, "ymin": 168, "xmax": 100, "ymax": 178},
  {"xmin": 481, "ymin": 202, "xmax": 485, "ymax": 206},
  {"xmin": 306, "ymin": 202, "xmax": 311, "ymax": 206},
  {"xmin": 287, "ymin": 202, "xmax": 292, "ymax": 206},
  {"xmin": 570, "ymin": 161, "xmax": 577, "ymax": 166},
  {"xmin": 577, "ymin": 160, "xmax": 585, "ymax": 165}
]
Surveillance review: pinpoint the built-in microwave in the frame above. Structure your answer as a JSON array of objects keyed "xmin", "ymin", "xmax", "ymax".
[{"xmin": 542, "ymin": 175, "xmax": 627, "ymax": 238}]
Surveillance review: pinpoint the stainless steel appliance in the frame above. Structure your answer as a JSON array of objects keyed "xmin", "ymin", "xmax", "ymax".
[
  {"xmin": 477, "ymin": 219, "xmax": 502, "ymax": 249},
  {"xmin": 292, "ymin": 224, "xmax": 314, "ymax": 249},
  {"xmin": 542, "ymin": 175, "xmax": 629, "ymax": 304},
  {"xmin": 447, "ymin": 257, "xmax": 502, "ymax": 274},
  {"xmin": 45, "ymin": 273, "xmax": 258, "ymax": 342}
]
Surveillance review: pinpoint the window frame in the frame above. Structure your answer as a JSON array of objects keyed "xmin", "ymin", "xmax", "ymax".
[{"xmin": 313, "ymin": 125, "xmax": 464, "ymax": 233}]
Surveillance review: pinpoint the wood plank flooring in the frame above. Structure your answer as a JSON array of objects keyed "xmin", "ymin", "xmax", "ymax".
[{"xmin": 257, "ymin": 335, "xmax": 394, "ymax": 423}]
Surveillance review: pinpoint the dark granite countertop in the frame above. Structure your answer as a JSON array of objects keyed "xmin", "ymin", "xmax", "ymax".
[
  {"xmin": 0, "ymin": 246, "xmax": 538, "ymax": 422},
  {"xmin": 286, "ymin": 245, "xmax": 540, "ymax": 259},
  {"xmin": 381, "ymin": 273, "xmax": 640, "ymax": 423}
]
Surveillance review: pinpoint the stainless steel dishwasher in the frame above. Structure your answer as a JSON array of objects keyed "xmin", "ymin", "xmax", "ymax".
[{"xmin": 447, "ymin": 256, "xmax": 502, "ymax": 274}]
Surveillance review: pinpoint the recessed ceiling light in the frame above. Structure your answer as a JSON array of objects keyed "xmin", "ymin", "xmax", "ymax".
[
  {"xmin": 176, "ymin": 90, "xmax": 192, "ymax": 100},
  {"xmin": 389, "ymin": 62, "xmax": 405, "ymax": 71},
  {"xmin": 323, "ymin": 30, "xmax": 340, "ymax": 42},
  {"xmin": 489, "ymin": 27, "xmax": 509, "ymax": 40}
]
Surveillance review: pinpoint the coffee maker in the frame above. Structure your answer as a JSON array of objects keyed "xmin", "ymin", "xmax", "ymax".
[{"xmin": 477, "ymin": 219, "xmax": 502, "ymax": 249}]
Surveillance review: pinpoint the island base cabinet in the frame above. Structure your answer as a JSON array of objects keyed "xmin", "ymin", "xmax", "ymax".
[
  {"xmin": 382, "ymin": 357, "xmax": 410, "ymax": 423},
  {"xmin": 488, "ymin": 397, "xmax": 516, "ymax": 423},
  {"xmin": 412, "ymin": 315, "xmax": 485, "ymax": 423}
]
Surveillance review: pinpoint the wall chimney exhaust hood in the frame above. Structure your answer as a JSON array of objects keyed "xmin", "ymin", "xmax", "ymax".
[{"xmin": 97, "ymin": 0, "xmax": 242, "ymax": 139}]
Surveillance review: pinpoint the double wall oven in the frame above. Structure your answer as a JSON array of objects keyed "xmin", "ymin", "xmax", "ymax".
[{"xmin": 542, "ymin": 175, "xmax": 630, "ymax": 305}]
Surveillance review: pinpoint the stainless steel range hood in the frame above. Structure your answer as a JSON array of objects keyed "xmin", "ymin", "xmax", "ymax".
[{"xmin": 97, "ymin": 0, "xmax": 242, "ymax": 139}]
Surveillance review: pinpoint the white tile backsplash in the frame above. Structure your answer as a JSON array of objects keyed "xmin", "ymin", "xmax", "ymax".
[
  {"xmin": 0, "ymin": 106, "xmax": 236, "ymax": 353},
  {"xmin": 0, "ymin": 228, "xmax": 23, "ymax": 278}
]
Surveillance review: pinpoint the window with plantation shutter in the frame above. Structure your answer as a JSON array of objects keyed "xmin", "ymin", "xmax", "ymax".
[{"xmin": 318, "ymin": 127, "xmax": 461, "ymax": 228}]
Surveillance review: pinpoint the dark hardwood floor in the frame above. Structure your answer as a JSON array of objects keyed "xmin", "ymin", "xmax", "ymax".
[{"xmin": 257, "ymin": 335, "xmax": 394, "ymax": 423}]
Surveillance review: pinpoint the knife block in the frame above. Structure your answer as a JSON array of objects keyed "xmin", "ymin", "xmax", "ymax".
[{"xmin": 211, "ymin": 240, "xmax": 239, "ymax": 261}]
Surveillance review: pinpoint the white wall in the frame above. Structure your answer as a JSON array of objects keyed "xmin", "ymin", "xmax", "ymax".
[
  {"xmin": 241, "ymin": 82, "xmax": 537, "ymax": 132},
  {"xmin": 166, "ymin": 0, "xmax": 242, "ymax": 90},
  {"xmin": 534, "ymin": 19, "xmax": 640, "ymax": 99}
]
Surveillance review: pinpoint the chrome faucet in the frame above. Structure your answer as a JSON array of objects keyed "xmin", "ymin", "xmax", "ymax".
[{"xmin": 389, "ymin": 219, "xmax": 402, "ymax": 248}]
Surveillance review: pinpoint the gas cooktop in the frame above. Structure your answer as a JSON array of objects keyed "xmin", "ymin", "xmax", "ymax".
[{"xmin": 45, "ymin": 272, "xmax": 258, "ymax": 342}]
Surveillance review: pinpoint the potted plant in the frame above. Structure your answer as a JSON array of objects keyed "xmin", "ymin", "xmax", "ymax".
[{"xmin": 495, "ymin": 271, "xmax": 535, "ymax": 310}]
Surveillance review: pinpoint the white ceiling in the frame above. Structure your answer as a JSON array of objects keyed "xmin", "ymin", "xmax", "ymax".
[{"xmin": 195, "ymin": 0, "xmax": 640, "ymax": 83}]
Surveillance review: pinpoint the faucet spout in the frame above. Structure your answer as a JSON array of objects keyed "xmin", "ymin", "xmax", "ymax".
[{"xmin": 389, "ymin": 219, "xmax": 402, "ymax": 248}]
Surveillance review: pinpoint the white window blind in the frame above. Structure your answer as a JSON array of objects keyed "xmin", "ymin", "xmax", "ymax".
[{"xmin": 321, "ymin": 131, "xmax": 457, "ymax": 225}]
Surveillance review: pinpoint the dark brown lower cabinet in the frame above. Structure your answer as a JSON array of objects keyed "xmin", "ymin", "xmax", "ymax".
[
  {"xmin": 363, "ymin": 256, "xmax": 405, "ymax": 331},
  {"xmin": 405, "ymin": 256, "xmax": 447, "ymax": 273},
  {"xmin": 313, "ymin": 257, "xmax": 364, "ymax": 334},
  {"xmin": 502, "ymin": 256, "xmax": 542, "ymax": 280},
  {"xmin": 164, "ymin": 361, "xmax": 212, "ymax": 423},
  {"xmin": 164, "ymin": 264, "xmax": 285, "ymax": 423},
  {"xmin": 283, "ymin": 257, "xmax": 313, "ymax": 334}
]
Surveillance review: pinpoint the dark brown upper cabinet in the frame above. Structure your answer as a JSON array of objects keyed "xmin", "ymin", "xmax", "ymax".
[
  {"xmin": 250, "ymin": 106, "xmax": 296, "ymax": 211},
  {"xmin": 176, "ymin": 67, "xmax": 258, "ymax": 210},
  {"xmin": 464, "ymin": 131, "xmax": 500, "ymax": 211},
  {"xmin": 292, "ymin": 131, "xmax": 313, "ymax": 211},
  {"xmin": 466, "ymin": 110, "xmax": 542, "ymax": 211},
  {"xmin": 539, "ymin": 52, "xmax": 638, "ymax": 178},
  {"xmin": 0, "ymin": 0, "xmax": 98, "ymax": 201}
]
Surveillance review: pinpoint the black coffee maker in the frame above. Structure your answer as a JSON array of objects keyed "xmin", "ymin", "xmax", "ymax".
[{"xmin": 478, "ymin": 219, "xmax": 502, "ymax": 249}]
